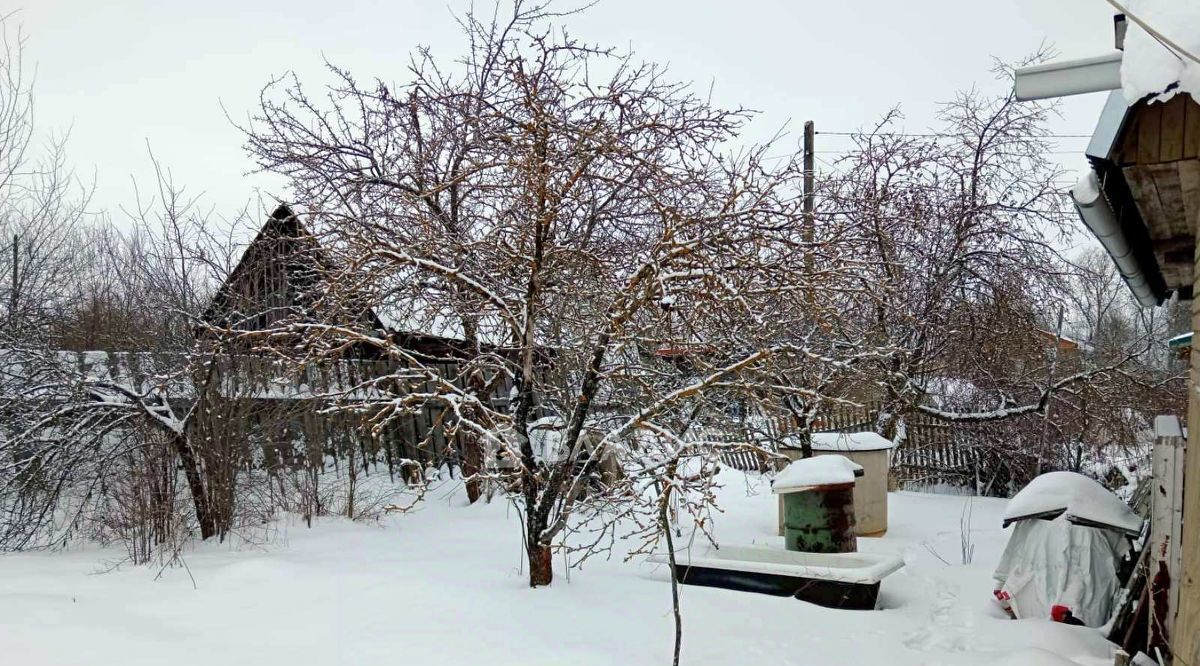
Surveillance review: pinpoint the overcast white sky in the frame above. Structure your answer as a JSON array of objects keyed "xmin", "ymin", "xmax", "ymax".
[{"xmin": 11, "ymin": 0, "xmax": 1118, "ymax": 220}]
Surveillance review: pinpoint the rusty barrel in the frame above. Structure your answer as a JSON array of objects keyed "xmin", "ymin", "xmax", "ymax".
[{"xmin": 781, "ymin": 482, "xmax": 857, "ymax": 553}]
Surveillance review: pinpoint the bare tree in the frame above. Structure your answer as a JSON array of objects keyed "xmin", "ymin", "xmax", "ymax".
[
  {"xmin": 0, "ymin": 146, "xmax": 259, "ymax": 549},
  {"xmin": 810, "ymin": 59, "xmax": 1186, "ymax": 491},
  {"xmin": 0, "ymin": 14, "xmax": 93, "ymax": 341},
  {"xmin": 822, "ymin": 62, "xmax": 1157, "ymax": 442},
  {"xmin": 241, "ymin": 1, "xmax": 863, "ymax": 588}
]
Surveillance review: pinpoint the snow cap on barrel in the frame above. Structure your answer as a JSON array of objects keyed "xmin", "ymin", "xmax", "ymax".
[{"xmin": 771, "ymin": 455, "xmax": 863, "ymax": 494}]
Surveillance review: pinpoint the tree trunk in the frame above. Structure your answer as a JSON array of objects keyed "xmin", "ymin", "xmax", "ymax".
[
  {"xmin": 461, "ymin": 366, "xmax": 490, "ymax": 504},
  {"xmin": 661, "ymin": 466, "xmax": 682, "ymax": 666},
  {"xmin": 782, "ymin": 391, "xmax": 814, "ymax": 458},
  {"xmin": 793, "ymin": 426, "xmax": 814, "ymax": 459},
  {"xmin": 169, "ymin": 431, "xmax": 217, "ymax": 540},
  {"xmin": 461, "ymin": 432, "xmax": 483, "ymax": 504},
  {"xmin": 528, "ymin": 540, "xmax": 553, "ymax": 587}
]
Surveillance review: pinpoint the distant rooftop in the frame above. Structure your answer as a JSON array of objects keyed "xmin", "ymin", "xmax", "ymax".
[{"xmin": 1168, "ymin": 331, "xmax": 1193, "ymax": 348}]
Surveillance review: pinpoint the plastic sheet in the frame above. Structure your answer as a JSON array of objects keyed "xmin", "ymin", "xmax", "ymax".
[{"xmin": 993, "ymin": 516, "xmax": 1130, "ymax": 627}]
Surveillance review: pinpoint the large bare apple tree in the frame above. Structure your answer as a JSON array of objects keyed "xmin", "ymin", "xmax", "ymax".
[{"xmin": 242, "ymin": 1, "xmax": 854, "ymax": 587}]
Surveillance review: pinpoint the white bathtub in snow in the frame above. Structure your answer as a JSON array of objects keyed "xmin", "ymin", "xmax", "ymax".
[{"xmin": 648, "ymin": 544, "xmax": 904, "ymax": 609}]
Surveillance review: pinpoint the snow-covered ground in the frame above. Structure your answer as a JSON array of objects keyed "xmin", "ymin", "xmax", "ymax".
[{"xmin": 0, "ymin": 472, "xmax": 1120, "ymax": 665}]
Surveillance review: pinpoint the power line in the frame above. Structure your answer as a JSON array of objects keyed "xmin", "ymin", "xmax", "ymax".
[
  {"xmin": 816, "ymin": 130, "xmax": 1094, "ymax": 139},
  {"xmin": 810, "ymin": 150, "xmax": 1089, "ymax": 155},
  {"xmin": 764, "ymin": 149, "xmax": 1091, "ymax": 161}
]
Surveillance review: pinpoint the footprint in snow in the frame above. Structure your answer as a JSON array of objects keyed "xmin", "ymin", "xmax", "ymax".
[{"xmin": 902, "ymin": 582, "xmax": 975, "ymax": 653}]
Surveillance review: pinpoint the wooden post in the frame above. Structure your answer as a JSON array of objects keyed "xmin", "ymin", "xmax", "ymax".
[
  {"xmin": 9, "ymin": 233, "xmax": 16, "ymax": 319},
  {"xmin": 1175, "ymin": 218, "xmax": 1200, "ymax": 665},
  {"xmin": 803, "ymin": 121, "xmax": 815, "ymax": 275},
  {"xmin": 1151, "ymin": 415, "xmax": 1186, "ymax": 658},
  {"xmin": 1036, "ymin": 308, "xmax": 1066, "ymax": 476}
]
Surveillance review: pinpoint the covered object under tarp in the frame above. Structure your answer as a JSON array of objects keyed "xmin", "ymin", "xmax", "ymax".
[{"xmin": 992, "ymin": 472, "xmax": 1142, "ymax": 627}]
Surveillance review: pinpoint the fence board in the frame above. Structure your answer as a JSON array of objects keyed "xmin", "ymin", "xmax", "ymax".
[{"xmin": 1150, "ymin": 415, "xmax": 1186, "ymax": 655}]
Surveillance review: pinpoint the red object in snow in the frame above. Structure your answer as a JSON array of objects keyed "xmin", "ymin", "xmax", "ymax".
[
  {"xmin": 993, "ymin": 589, "xmax": 1014, "ymax": 618},
  {"xmin": 1050, "ymin": 604, "xmax": 1086, "ymax": 626}
]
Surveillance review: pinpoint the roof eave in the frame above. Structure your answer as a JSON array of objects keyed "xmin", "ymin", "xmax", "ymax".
[{"xmin": 1074, "ymin": 91, "xmax": 1173, "ymax": 307}]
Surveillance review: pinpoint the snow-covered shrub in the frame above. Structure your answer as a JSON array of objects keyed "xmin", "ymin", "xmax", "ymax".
[{"xmin": 93, "ymin": 427, "xmax": 191, "ymax": 565}]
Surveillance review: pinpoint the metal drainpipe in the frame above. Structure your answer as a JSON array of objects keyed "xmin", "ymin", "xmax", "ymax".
[{"xmin": 1071, "ymin": 171, "xmax": 1160, "ymax": 307}]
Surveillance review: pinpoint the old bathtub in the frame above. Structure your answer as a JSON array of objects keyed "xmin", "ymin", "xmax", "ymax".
[{"xmin": 648, "ymin": 544, "xmax": 904, "ymax": 610}]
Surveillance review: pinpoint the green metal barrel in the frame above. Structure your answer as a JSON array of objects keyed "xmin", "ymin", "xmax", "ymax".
[{"xmin": 781, "ymin": 483, "xmax": 857, "ymax": 553}]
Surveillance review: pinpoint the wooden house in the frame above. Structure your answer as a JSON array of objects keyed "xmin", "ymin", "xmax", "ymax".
[{"xmin": 195, "ymin": 204, "xmax": 512, "ymax": 477}]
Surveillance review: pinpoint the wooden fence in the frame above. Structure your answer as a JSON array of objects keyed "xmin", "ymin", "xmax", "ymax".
[
  {"xmin": 200, "ymin": 354, "xmax": 514, "ymax": 478},
  {"xmin": 705, "ymin": 402, "xmax": 990, "ymax": 490},
  {"xmin": 718, "ymin": 449, "xmax": 776, "ymax": 473},
  {"xmin": 1149, "ymin": 415, "xmax": 1185, "ymax": 656},
  {"xmin": 212, "ymin": 353, "xmax": 1008, "ymax": 492}
]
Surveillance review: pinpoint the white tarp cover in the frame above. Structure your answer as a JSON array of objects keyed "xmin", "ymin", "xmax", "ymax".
[
  {"xmin": 993, "ymin": 516, "xmax": 1130, "ymax": 627},
  {"xmin": 1003, "ymin": 471, "xmax": 1143, "ymax": 535}
]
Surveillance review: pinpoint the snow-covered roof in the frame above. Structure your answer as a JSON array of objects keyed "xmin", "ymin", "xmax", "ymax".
[
  {"xmin": 810, "ymin": 431, "xmax": 893, "ymax": 452},
  {"xmin": 0, "ymin": 348, "xmax": 191, "ymax": 398},
  {"xmin": 1002, "ymin": 471, "xmax": 1143, "ymax": 535},
  {"xmin": 1120, "ymin": 1, "xmax": 1200, "ymax": 105},
  {"xmin": 771, "ymin": 455, "xmax": 862, "ymax": 493},
  {"xmin": 373, "ymin": 301, "xmax": 467, "ymax": 341},
  {"xmin": 1015, "ymin": 8, "xmax": 1200, "ymax": 307},
  {"xmin": 212, "ymin": 205, "xmax": 484, "ymax": 345},
  {"xmin": 781, "ymin": 431, "xmax": 894, "ymax": 452},
  {"xmin": 918, "ymin": 375, "xmax": 980, "ymax": 403},
  {"xmin": 1033, "ymin": 328, "xmax": 1093, "ymax": 353}
]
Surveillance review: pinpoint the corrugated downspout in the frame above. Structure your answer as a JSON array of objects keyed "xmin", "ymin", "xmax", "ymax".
[{"xmin": 1071, "ymin": 172, "xmax": 1161, "ymax": 307}]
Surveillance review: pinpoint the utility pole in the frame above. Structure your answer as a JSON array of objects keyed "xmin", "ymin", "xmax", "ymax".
[
  {"xmin": 9, "ymin": 233, "xmax": 16, "ymax": 321},
  {"xmin": 1035, "ymin": 307, "xmax": 1066, "ymax": 476},
  {"xmin": 803, "ymin": 121, "xmax": 816, "ymax": 315},
  {"xmin": 803, "ymin": 121, "xmax": 815, "ymax": 257}
]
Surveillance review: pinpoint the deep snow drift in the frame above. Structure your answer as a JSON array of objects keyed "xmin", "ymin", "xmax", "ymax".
[{"xmin": 0, "ymin": 472, "xmax": 1121, "ymax": 665}]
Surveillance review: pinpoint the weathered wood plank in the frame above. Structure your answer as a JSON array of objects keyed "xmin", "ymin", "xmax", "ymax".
[
  {"xmin": 1150, "ymin": 417, "xmax": 1185, "ymax": 655},
  {"xmin": 1180, "ymin": 161, "xmax": 1200, "ymax": 231},
  {"xmin": 1147, "ymin": 162, "xmax": 1189, "ymax": 236},
  {"xmin": 1162, "ymin": 96, "xmax": 1187, "ymax": 162},
  {"xmin": 1119, "ymin": 112, "xmax": 1141, "ymax": 165},
  {"xmin": 1173, "ymin": 232, "xmax": 1200, "ymax": 665},
  {"xmin": 1186, "ymin": 95, "xmax": 1200, "ymax": 159},
  {"xmin": 1126, "ymin": 166, "xmax": 1168, "ymax": 228},
  {"xmin": 1140, "ymin": 103, "xmax": 1164, "ymax": 164}
]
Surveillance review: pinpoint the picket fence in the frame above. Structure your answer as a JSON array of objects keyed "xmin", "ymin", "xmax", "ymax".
[{"xmin": 707, "ymin": 402, "xmax": 981, "ymax": 489}]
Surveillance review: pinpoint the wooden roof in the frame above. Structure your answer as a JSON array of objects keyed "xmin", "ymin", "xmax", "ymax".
[
  {"xmin": 201, "ymin": 205, "xmax": 521, "ymax": 361},
  {"xmin": 1090, "ymin": 92, "xmax": 1200, "ymax": 301}
]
